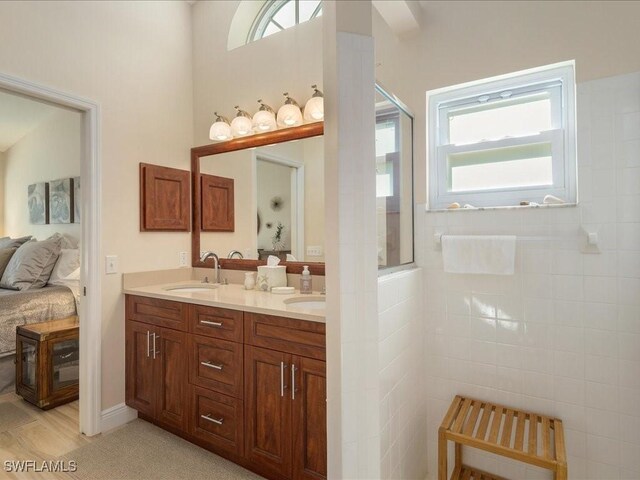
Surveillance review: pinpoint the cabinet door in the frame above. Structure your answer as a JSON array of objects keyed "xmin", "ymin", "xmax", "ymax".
[
  {"xmin": 156, "ymin": 328, "xmax": 188, "ymax": 431},
  {"xmin": 46, "ymin": 333, "xmax": 79, "ymax": 399},
  {"xmin": 292, "ymin": 357, "xmax": 327, "ymax": 480},
  {"xmin": 125, "ymin": 321, "xmax": 157, "ymax": 417},
  {"xmin": 244, "ymin": 346, "xmax": 292, "ymax": 478}
]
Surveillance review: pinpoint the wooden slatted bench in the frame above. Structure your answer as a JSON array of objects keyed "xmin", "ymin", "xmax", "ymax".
[{"xmin": 439, "ymin": 395, "xmax": 567, "ymax": 480}]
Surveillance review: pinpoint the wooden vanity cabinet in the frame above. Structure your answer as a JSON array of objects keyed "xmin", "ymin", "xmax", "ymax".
[
  {"xmin": 245, "ymin": 313, "xmax": 327, "ymax": 480},
  {"xmin": 125, "ymin": 320, "xmax": 188, "ymax": 431},
  {"xmin": 125, "ymin": 295, "xmax": 326, "ymax": 480}
]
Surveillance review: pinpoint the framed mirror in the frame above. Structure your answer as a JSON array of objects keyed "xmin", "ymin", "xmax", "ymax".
[{"xmin": 191, "ymin": 123, "xmax": 325, "ymax": 274}]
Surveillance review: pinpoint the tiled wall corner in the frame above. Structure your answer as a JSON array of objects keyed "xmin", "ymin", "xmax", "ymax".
[{"xmin": 379, "ymin": 267, "xmax": 428, "ymax": 479}]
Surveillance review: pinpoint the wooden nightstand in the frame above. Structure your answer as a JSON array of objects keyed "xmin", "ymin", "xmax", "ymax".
[{"xmin": 16, "ymin": 316, "xmax": 79, "ymax": 410}]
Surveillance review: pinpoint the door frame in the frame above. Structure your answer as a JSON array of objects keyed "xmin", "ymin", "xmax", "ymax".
[
  {"xmin": 252, "ymin": 151, "xmax": 305, "ymax": 259},
  {"xmin": 0, "ymin": 71, "xmax": 102, "ymax": 436}
]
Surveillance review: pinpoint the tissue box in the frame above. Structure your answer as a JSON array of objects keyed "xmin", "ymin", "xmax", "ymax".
[{"xmin": 256, "ymin": 265, "xmax": 287, "ymax": 291}]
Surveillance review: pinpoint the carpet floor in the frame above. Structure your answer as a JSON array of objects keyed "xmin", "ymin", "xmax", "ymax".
[{"xmin": 63, "ymin": 419, "xmax": 264, "ymax": 480}]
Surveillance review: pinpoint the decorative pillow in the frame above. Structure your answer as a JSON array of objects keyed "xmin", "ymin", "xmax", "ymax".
[
  {"xmin": 0, "ymin": 236, "xmax": 32, "ymax": 250},
  {"xmin": 0, "ymin": 248, "xmax": 17, "ymax": 280},
  {"xmin": 49, "ymin": 249, "xmax": 80, "ymax": 285},
  {"xmin": 47, "ymin": 233, "xmax": 79, "ymax": 250},
  {"xmin": 0, "ymin": 237, "xmax": 62, "ymax": 290}
]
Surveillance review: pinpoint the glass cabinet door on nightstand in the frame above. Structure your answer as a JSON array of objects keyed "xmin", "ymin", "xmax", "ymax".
[
  {"xmin": 49, "ymin": 336, "xmax": 79, "ymax": 393},
  {"xmin": 17, "ymin": 337, "xmax": 38, "ymax": 393}
]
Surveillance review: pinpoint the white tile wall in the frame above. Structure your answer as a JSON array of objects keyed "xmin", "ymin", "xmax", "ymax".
[
  {"xmin": 421, "ymin": 71, "xmax": 640, "ymax": 480},
  {"xmin": 378, "ymin": 268, "xmax": 428, "ymax": 480}
]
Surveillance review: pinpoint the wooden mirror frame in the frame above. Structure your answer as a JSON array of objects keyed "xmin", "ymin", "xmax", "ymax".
[{"xmin": 192, "ymin": 122, "xmax": 325, "ymax": 275}]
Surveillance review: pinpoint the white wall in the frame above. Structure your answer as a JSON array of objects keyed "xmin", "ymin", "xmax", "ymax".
[
  {"xmin": 192, "ymin": 0, "xmax": 322, "ymax": 146},
  {"xmin": 421, "ymin": 72, "xmax": 640, "ymax": 480},
  {"xmin": 0, "ymin": 1, "xmax": 194, "ymax": 410},
  {"xmin": 256, "ymin": 160, "xmax": 292, "ymax": 251},
  {"xmin": 3, "ymin": 108, "xmax": 81, "ymax": 240},
  {"xmin": 378, "ymin": 268, "xmax": 427, "ymax": 479}
]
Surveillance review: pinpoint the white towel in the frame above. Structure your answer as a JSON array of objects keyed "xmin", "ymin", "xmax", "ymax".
[{"xmin": 442, "ymin": 235, "xmax": 516, "ymax": 275}]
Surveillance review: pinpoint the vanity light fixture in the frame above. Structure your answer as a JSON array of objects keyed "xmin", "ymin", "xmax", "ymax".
[
  {"xmin": 277, "ymin": 93, "xmax": 303, "ymax": 127},
  {"xmin": 230, "ymin": 106, "xmax": 253, "ymax": 137},
  {"xmin": 303, "ymin": 85, "xmax": 324, "ymax": 122},
  {"xmin": 209, "ymin": 112, "xmax": 232, "ymax": 141},
  {"xmin": 252, "ymin": 100, "xmax": 277, "ymax": 132}
]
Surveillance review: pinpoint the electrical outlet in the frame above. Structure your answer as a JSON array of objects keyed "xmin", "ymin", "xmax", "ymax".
[
  {"xmin": 179, "ymin": 252, "xmax": 188, "ymax": 267},
  {"xmin": 105, "ymin": 255, "xmax": 118, "ymax": 274},
  {"xmin": 306, "ymin": 245, "xmax": 323, "ymax": 257}
]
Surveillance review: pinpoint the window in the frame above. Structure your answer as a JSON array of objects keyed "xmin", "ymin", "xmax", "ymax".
[
  {"xmin": 376, "ymin": 85, "xmax": 414, "ymax": 270},
  {"xmin": 249, "ymin": 0, "xmax": 322, "ymax": 42},
  {"xmin": 427, "ymin": 62, "xmax": 576, "ymax": 209}
]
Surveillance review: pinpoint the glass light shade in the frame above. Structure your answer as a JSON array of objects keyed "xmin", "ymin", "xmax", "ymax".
[
  {"xmin": 277, "ymin": 103, "xmax": 303, "ymax": 127},
  {"xmin": 252, "ymin": 109, "xmax": 277, "ymax": 132},
  {"xmin": 304, "ymin": 95, "xmax": 324, "ymax": 121},
  {"xmin": 209, "ymin": 120, "xmax": 232, "ymax": 141},
  {"xmin": 231, "ymin": 115, "xmax": 253, "ymax": 136}
]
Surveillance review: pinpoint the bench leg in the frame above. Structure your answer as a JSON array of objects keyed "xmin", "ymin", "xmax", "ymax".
[
  {"xmin": 438, "ymin": 429, "xmax": 448, "ymax": 480},
  {"xmin": 555, "ymin": 464, "xmax": 567, "ymax": 480},
  {"xmin": 455, "ymin": 443, "xmax": 462, "ymax": 470}
]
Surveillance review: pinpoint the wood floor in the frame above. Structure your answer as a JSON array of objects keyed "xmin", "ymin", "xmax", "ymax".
[{"xmin": 0, "ymin": 392, "xmax": 91, "ymax": 479}]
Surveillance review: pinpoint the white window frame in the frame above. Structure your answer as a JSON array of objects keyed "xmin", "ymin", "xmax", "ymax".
[{"xmin": 427, "ymin": 61, "xmax": 576, "ymax": 209}]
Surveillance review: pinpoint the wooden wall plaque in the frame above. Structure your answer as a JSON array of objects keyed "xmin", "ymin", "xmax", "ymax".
[
  {"xmin": 140, "ymin": 163, "xmax": 190, "ymax": 231},
  {"xmin": 201, "ymin": 174, "xmax": 234, "ymax": 232}
]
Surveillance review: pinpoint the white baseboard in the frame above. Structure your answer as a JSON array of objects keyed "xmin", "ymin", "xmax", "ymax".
[{"xmin": 100, "ymin": 402, "xmax": 138, "ymax": 433}]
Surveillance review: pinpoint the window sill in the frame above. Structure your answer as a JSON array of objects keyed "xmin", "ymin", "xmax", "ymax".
[{"xmin": 425, "ymin": 202, "xmax": 578, "ymax": 213}]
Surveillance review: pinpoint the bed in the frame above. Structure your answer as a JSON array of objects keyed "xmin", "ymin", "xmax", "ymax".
[
  {"xmin": 0, "ymin": 285, "xmax": 78, "ymax": 356},
  {"xmin": 0, "ymin": 234, "xmax": 80, "ymax": 394}
]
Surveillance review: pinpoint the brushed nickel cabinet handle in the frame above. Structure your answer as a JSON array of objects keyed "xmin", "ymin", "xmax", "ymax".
[
  {"xmin": 200, "ymin": 320, "xmax": 223, "ymax": 327},
  {"xmin": 291, "ymin": 364, "xmax": 296, "ymax": 400},
  {"xmin": 146, "ymin": 331, "xmax": 150, "ymax": 358},
  {"xmin": 152, "ymin": 333, "xmax": 159, "ymax": 359},
  {"xmin": 201, "ymin": 361, "xmax": 223, "ymax": 370},
  {"xmin": 201, "ymin": 414, "xmax": 224, "ymax": 425},
  {"xmin": 280, "ymin": 361, "xmax": 285, "ymax": 397}
]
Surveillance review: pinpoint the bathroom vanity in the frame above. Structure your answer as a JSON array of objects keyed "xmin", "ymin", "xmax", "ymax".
[{"xmin": 124, "ymin": 282, "xmax": 326, "ymax": 480}]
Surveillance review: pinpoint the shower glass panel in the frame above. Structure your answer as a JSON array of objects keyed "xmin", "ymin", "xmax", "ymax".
[{"xmin": 375, "ymin": 85, "xmax": 414, "ymax": 269}]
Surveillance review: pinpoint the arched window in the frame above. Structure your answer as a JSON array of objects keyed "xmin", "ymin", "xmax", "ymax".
[{"xmin": 249, "ymin": 0, "xmax": 322, "ymax": 42}]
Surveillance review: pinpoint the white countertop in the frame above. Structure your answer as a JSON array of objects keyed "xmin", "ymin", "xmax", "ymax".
[{"xmin": 123, "ymin": 281, "xmax": 326, "ymax": 323}]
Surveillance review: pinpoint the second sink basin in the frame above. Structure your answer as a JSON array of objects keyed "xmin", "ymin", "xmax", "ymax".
[
  {"xmin": 283, "ymin": 296, "xmax": 326, "ymax": 312},
  {"xmin": 164, "ymin": 284, "xmax": 218, "ymax": 293}
]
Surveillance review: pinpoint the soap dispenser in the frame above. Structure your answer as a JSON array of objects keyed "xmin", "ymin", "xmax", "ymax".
[{"xmin": 300, "ymin": 266, "xmax": 312, "ymax": 294}]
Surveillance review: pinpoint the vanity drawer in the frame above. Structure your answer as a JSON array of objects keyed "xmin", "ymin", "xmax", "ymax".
[
  {"xmin": 189, "ymin": 335, "xmax": 243, "ymax": 398},
  {"xmin": 244, "ymin": 313, "xmax": 326, "ymax": 361},
  {"xmin": 189, "ymin": 305, "xmax": 243, "ymax": 342},
  {"xmin": 189, "ymin": 386, "xmax": 243, "ymax": 457},
  {"xmin": 126, "ymin": 295, "xmax": 187, "ymax": 331}
]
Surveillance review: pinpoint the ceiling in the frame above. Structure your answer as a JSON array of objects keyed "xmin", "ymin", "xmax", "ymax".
[{"xmin": 0, "ymin": 89, "xmax": 58, "ymax": 153}]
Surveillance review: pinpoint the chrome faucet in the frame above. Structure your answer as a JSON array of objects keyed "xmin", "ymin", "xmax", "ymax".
[
  {"xmin": 200, "ymin": 251, "xmax": 220, "ymax": 284},
  {"xmin": 228, "ymin": 250, "xmax": 244, "ymax": 259}
]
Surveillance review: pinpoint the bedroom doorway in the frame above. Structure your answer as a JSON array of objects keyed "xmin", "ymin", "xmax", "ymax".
[{"xmin": 0, "ymin": 71, "xmax": 101, "ymax": 436}]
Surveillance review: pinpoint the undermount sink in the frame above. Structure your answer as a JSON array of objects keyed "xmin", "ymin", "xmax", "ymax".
[
  {"xmin": 164, "ymin": 284, "xmax": 218, "ymax": 293},
  {"xmin": 283, "ymin": 296, "xmax": 326, "ymax": 312}
]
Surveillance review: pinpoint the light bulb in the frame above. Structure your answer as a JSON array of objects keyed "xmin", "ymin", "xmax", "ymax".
[
  {"xmin": 209, "ymin": 112, "xmax": 232, "ymax": 141},
  {"xmin": 277, "ymin": 93, "xmax": 303, "ymax": 127},
  {"xmin": 304, "ymin": 85, "xmax": 324, "ymax": 122},
  {"xmin": 231, "ymin": 106, "xmax": 253, "ymax": 137},
  {"xmin": 252, "ymin": 100, "xmax": 277, "ymax": 132}
]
